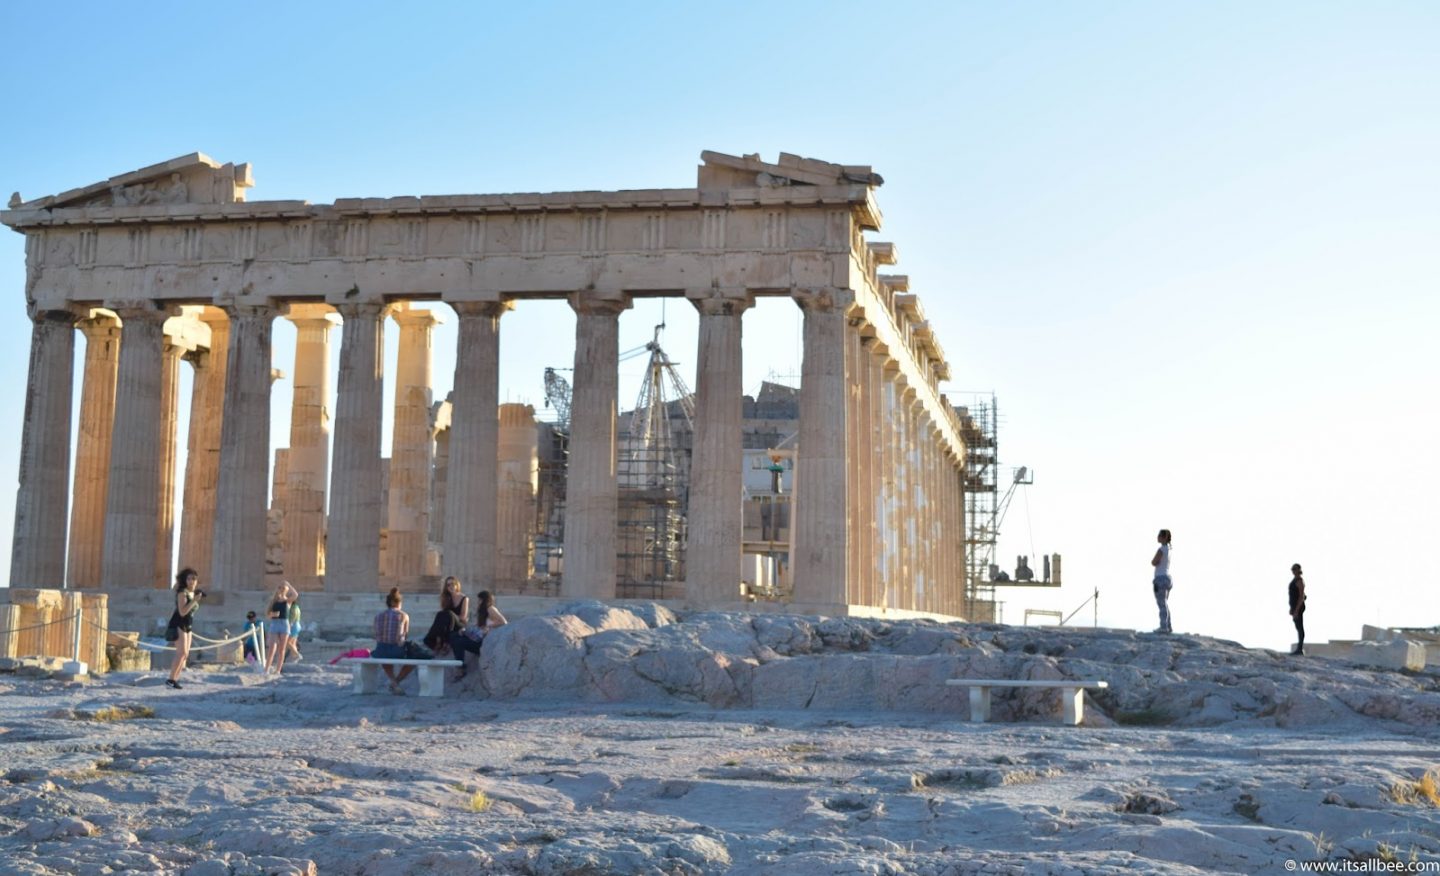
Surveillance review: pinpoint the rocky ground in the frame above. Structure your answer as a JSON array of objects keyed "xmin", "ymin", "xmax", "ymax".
[{"xmin": 2, "ymin": 604, "xmax": 1439, "ymax": 875}]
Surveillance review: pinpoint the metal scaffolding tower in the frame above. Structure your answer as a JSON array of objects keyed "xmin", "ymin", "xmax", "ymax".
[{"xmin": 957, "ymin": 395, "xmax": 1000, "ymax": 622}]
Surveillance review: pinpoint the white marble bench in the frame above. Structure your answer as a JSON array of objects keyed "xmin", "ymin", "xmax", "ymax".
[
  {"xmin": 343, "ymin": 657, "xmax": 463, "ymax": 698},
  {"xmin": 945, "ymin": 678, "xmax": 1109, "ymax": 725}
]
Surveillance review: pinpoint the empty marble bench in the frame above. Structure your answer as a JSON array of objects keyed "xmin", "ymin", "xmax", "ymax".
[
  {"xmin": 343, "ymin": 657, "xmax": 463, "ymax": 698},
  {"xmin": 946, "ymin": 678, "xmax": 1109, "ymax": 725}
]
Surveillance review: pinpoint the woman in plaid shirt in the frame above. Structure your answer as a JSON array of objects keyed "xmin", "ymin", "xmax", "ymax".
[{"xmin": 374, "ymin": 588, "xmax": 416, "ymax": 694}]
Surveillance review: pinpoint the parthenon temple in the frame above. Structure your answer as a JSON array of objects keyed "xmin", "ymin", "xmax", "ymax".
[{"xmin": 3, "ymin": 150, "xmax": 984, "ymax": 622}]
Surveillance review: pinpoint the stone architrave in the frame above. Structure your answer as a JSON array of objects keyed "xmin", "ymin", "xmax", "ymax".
[
  {"xmin": 791, "ymin": 289, "xmax": 853, "ymax": 607},
  {"xmin": 386, "ymin": 306, "xmax": 443, "ymax": 583},
  {"xmin": 67, "ymin": 311, "xmax": 121, "ymax": 590},
  {"xmin": 209, "ymin": 303, "xmax": 276, "ymax": 593},
  {"xmin": 327, "ymin": 302, "xmax": 386, "ymax": 592},
  {"xmin": 177, "ymin": 308, "xmax": 229, "ymax": 581},
  {"xmin": 155, "ymin": 336, "xmax": 185, "ymax": 587},
  {"xmin": 562, "ymin": 294, "xmax": 630, "ymax": 600},
  {"xmin": 281, "ymin": 303, "xmax": 340, "ymax": 587},
  {"xmin": 497, "ymin": 403, "xmax": 538, "ymax": 587},
  {"xmin": 100, "ymin": 302, "xmax": 168, "ymax": 590},
  {"xmin": 686, "ymin": 292, "xmax": 751, "ymax": 607},
  {"xmin": 10, "ymin": 309, "xmax": 78, "ymax": 588},
  {"xmin": 443, "ymin": 300, "xmax": 509, "ymax": 591}
]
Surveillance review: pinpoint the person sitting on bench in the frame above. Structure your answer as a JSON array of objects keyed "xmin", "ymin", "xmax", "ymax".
[{"xmin": 374, "ymin": 587, "xmax": 417, "ymax": 695}]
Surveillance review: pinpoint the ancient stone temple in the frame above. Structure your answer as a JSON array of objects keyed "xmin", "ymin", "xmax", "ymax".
[{"xmin": 4, "ymin": 150, "xmax": 971, "ymax": 618}]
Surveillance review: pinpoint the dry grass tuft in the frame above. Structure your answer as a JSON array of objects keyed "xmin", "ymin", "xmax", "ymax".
[
  {"xmin": 1386, "ymin": 769, "xmax": 1440, "ymax": 807},
  {"xmin": 467, "ymin": 790, "xmax": 491, "ymax": 813},
  {"xmin": 72, "ymin": 705, "xmax": 155, "ymax": 722}
]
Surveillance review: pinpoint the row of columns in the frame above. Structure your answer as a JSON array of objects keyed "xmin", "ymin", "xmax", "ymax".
[{"xmin": 11, "ymin": 288, "xmax": 966, "ymax": 614}]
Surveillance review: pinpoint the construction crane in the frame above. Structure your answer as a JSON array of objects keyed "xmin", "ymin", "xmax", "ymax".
[
  {"xmin": 625, "ymin": 323, "xmax": 695, "ymax": 456},
  {"xmin": 542, "ymin": 367, "xmax": 572, "ymax": 432}
]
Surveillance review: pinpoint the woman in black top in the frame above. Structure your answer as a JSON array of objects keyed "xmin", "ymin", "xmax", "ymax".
[
  {"xmin": 167, "ymin": 568, "xmax": 203, "ymax": 689},
  {"xmin": 423, "ymin": 576, "xmax": 469, "ymax": 657},
  {"xmin": 1289, "ymin": 563, "xmax": 1306, "ymax": 656}
]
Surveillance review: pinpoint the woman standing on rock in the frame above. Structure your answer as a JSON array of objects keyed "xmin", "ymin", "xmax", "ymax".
[
  {"xmin": 423, "ymin": 576, "xmax": 469, "ymax": 657},
  {"xmin": 1151, "ymin": 529, "xmax": 1173, "ymax": 634},
  {"xmin": 1288, "ymin": 563, "xmax": 1306, "ymax": 656},
  {"xmin": 264, "ymin": 580, "xmax": 297, "ymax": 674},
  {"xmin": 166, "ymin": 568, "xmax": 203, "ymax": 689}
]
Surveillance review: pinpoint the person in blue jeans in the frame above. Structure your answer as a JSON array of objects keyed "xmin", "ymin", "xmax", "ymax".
[
  {"xmin": 374, "ymin": 587, "xmax": 416, "ymax": 695},
  {"xmin": 1151, "ymin": 528, "xmax": 1173, "ymax": 633}
]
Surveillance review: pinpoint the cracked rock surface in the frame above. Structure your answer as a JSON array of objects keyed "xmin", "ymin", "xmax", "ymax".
[{"xmin": 1, "ymin": 606, "xmax": 1437, "ymax": 874}]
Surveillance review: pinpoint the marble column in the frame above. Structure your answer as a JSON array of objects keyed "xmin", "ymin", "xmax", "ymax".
[
  {"xmin": 154, "ymin": 336, "xmax": 185, "ymax": 587},
  {"xmin": 864, "ymin": 340, "xmax": 887, "ymax": 608},
  {"xmin": 386, "ymin": 307, "xmax": 442, "ymax": 583},
  {"xmin": 497, "ymin": 403, "xmax": 539, "ymax": 587},
  {"xmin": 66, "ymin": 312, "xmax": 121, "ymax": 590},
  {"xmin": 178, "ymin": 309, "xmax": 229, "ymax": 582},
  {"xmin": 562, "ymin": 295, "xmax": 629, "ymax": 599},
  {"xmin": 210, "ymin": 304, "xmax": 276, "ymax": 593},
  {"xmin": 327, "ymin": 302, "xmax": 386, "ymax": 592},
  {"xmin": 945, "ymin": 450, "xmax": 962, "ymax": 616},
  {"xmin": 894, "ymin": 384, "xmax": 917, "ymax": 610},
  {"xmin": 443, "ymin": 301, "xmax": 509, "ymax": 591},
  {"xmin": 100, "ymin": 302, "xmax": 167, "ymax": 590},
  {"xmin": 10, "ymin": 308, "xmax": 78, "ymax": 588},
  {"xmin": 791, "ymin": 290, "xmax": 853, "ymax": 607},
  {"xmin": 880, "ymin": 362, "xmax": 900, "ymax": 607},
  {"xmin": 686, "ymin": 293, "xmax": 750, "ymax": 607},
  {"xmin": 282, "ymin": 304, "xmax": 339, "ymax": 587}
]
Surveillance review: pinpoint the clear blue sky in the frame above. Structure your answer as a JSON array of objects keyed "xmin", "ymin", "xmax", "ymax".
[{"xmin": 2, "ymin": 1, "xmax": 1436, "ymax": 648}]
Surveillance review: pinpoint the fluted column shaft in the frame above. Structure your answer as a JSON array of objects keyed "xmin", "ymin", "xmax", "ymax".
[
  {"xmin": 563, "ymin": 295, "xmax": 629, "ymax": 599},
  {"xmin": 444, "ymin": 301, "xmax": 509, "ymax": 590},
  {"xmin": 386, "ymin": 307, "xmax": 442, "ymax": 583},
  {"xmin": 880, "ymin": 364, "xmax": 900, "ymax": 607},
  {"xmin": 894, "ymin": 384, "xmax": 916, "ymax": 610},
  {"xmin": 155, "ymin": 337, "xmax": 184, "ymax": 587},
  {"xmin": 327, "ymin": 302, "xmax": 386, "ymax": 592},
  {"xmin": 178, "ymin": 311, "xmax": 229, "ymax": 581},
  {"xmin": 282, "ymin": 305, "xmax": 339, "ymax": 585},
  {"xmin": 497, "ymin": 403, "xmax": 539, "ymax": 586},
  {"xmin": 210, "ymin": 304, "xmax": 275, "ymax": 593},
  {"xmin": 865, "ymin": 342, "xmax": 886, "ymax": 608},
  {"xmin": 11, "ymin": 309, "xmax": 78, "ymax": 588},
  {"xmin": 686, "ymin": 294, "xmax": 750, "ymax": 607},
  {"xmin": 67, "ymin": 313, "xmax": 121, "ymax": 589},
  {"xmin": 792, "ymin": 290, "xmax": 852, "ymax": 606},
  {"xmin": 100, "ymin": 303, "xmax": 168, "ymax": 590}
]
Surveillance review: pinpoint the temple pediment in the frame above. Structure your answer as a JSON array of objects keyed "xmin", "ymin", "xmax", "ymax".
[{"xmin": 7, "ymin": 152, "xmax": 254, "ymax": 211}]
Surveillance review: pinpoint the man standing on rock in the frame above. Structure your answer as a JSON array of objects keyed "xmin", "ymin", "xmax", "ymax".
[
  {"xmin": 1289, "ymin": 563, "xmax": 1306, "ymax": 655},
  {"xmin": 1151, "ymin": 529, "xmax": 1173, "ymax": 634}
]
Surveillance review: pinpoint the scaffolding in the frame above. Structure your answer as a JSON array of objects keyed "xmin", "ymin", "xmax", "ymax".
[
  {"xmin": 958, "ymin": 395, "xmax": 1000, "ymax": 623},
  {"xmin": 535, "ymin": 327, "xmax": 695, "ymax": 599},
  {"xmin": 616, "ymin": 330, "xmax": 694, "ymax": 598}
]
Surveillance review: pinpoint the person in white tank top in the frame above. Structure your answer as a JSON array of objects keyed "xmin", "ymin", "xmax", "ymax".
[{"xmin": 1151, "ymin": 529, "xmax": 1173, "ymax": 633}]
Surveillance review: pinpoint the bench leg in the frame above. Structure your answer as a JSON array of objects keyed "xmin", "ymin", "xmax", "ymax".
[
  {"xmin": 968, "ymin": 686, "xmax": 991, "ymax": 722},
  {"xmin": 1062, "ymin": 688, "xmax": 1084, "ymax": 725},
  {"xmin": 355, "ymin": 663, "xmax": 379, "ymax": 695},
  {"xmin": 418, "ymin": 665, "xmax": 445, "ymax": 698}
]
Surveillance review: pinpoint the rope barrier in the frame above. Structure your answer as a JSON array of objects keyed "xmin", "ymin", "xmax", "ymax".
[
  {"xmin": 79, "ymin": 614, "xmax": 256, "ymax": 653},
  {"xmin": 132, "ymin": 628, "xmax": 257, "ymax": 653},
  {"xmin": 0, "ymin": 612, "xmax": 81, "ymax": 637}
]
